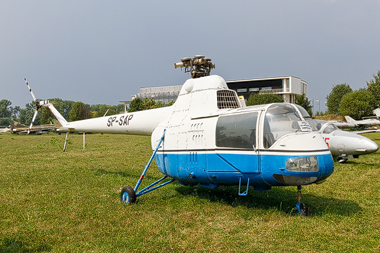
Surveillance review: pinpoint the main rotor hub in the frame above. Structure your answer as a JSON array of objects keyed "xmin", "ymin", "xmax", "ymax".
[{"xmin": 174, "ymin": 55, "xmax": 215, "ymax": 78}]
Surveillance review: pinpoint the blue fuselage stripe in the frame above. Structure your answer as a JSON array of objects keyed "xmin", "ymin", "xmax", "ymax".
[{"xmin": 154, "ymin": 151, "xmax": 334, "ymax": 187}]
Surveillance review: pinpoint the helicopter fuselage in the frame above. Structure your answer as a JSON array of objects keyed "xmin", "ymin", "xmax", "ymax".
[{"xmin": 41, "ymin": 75, "xmax": 334, "ymax": 191}]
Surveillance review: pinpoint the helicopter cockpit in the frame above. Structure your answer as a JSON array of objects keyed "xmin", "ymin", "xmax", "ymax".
[
  {"xmin": 263, "ymin": 104, "xmax": 317, "ymax": 148},
  {"xmin": 215, "ymin": 103, "xmax": 319, "ymax": 150}
]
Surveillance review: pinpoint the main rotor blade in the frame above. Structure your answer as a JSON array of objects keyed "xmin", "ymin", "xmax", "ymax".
[
  {"xmin": 24, "ymin": 78, "xmax": 37, "ymax": 102},
  {"xmin": 27, "ymin": 110, "xmax": 38, "ymax": 135}
]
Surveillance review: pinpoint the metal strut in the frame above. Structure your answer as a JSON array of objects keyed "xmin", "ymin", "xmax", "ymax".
[
  {"xmin": 63, "ymin": 132, "xmax": 71, "ymax": 152},
  {"xmin": 238, "ymin": 178, "xmax": 250, "ymax": 196},
  {"xmin": 296, "ymin": 185, "xmax": 309, "ymax": 216},
  {"xmin": 133, "ymin": 130, "xmax": 175, "ymax": 197}
]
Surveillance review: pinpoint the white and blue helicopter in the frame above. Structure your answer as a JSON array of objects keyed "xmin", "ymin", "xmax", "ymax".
[{"xmin": 25, "ymin": 56, "xmax": 334, "ymax": 215}]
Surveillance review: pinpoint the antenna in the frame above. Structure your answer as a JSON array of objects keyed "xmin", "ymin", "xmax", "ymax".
[{"xmin": 174, "ymin": 55, "xmax": 215, "ymax": 78}]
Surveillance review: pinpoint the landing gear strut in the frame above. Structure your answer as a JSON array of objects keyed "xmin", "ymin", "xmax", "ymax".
[
  {"xmin": 120, "ymin": 130, "xmax": 175, "ymax": 204},
  {"xmin": 296, "ymin": 185, "xmax": 310, "ymax": 216}
]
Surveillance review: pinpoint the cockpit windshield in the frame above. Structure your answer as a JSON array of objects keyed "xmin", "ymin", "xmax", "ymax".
[
  {"xmin": 322, "ymin": 123, "xmax": 339, "ymax": 134},
  {"xmin": 264, "ymin": 104, "xmax": 308, "ymax": 148},
  {"xmin": 314, "ymin": 119, "xmax": 339, "ymax": 134},
  {"xmin": 294, "ymin": 105, "xmax": 318, "ymax": 131}
]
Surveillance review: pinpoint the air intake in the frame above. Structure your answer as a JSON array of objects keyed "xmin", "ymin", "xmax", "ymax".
[{"xmin": 217, "ymin": 90, "xmax": 241, "ymax": 109}]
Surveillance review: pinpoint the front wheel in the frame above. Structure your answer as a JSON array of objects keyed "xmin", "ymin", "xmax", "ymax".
[{"xmin": 120, "ymin": 186, "xmax": 136, "ymax": 204}]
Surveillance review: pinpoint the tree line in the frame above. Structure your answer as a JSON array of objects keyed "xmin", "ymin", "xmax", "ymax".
[
  {"xmin": 0, "ymin": 97, "xmax": 174, "ymax": 127},
  {"xmin": 326, "ymin": 70, "xmax": 380, "ymax": 119}
]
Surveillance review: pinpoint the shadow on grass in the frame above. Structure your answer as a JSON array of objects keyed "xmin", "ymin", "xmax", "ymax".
[
  {"xmin": 93, "ymin": 168, "xmax": 163, "ymax": 181},
  {"xmin": 175, "ymin": 185, "xmax": 361, "ymax": 216},
  {"xmin": 0, "ymin": 237, "xmax": 51, "ymax": 253},
  {"xmin": 94, "ymin": 168, "xmax": 134, "ymax": 178}
]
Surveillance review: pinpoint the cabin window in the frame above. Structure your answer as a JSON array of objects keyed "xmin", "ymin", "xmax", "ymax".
[
  {"xmin": 216, "ymin": 112, "xmax": 258, "ymax": 149},
  {"xmin": 264, "ymin": 104, "xmax": 302, "ymax": 148},
  {"xmin": 217, "ymin": 90, "xmax": 241, "ymax": 109}
]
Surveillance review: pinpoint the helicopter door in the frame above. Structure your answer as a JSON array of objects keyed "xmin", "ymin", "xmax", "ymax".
[{"xmin": 212, "ymin": 112, "xmax": 260, "ymax": 174}]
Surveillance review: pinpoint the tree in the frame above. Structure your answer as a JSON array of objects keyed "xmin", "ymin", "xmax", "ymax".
[
  {"xmin": 295, "ymin": 94, "xmax": 313, "ymax": 116},
  {"xmin": 19, "ymin": 102, "xmax": 41, "ymax": 125},
  {"xmin": 0, "ymin": 99, "xmax": 12, "ymax": 118},
  {"xmin": 141, "ymin": 98, "xmax": 156, "ymax": 110},
  {"xmin": 339, "ymin": 89, "xmax": 376, "ymax": 119},
  {"xmin": 367, "ymin": 70, "xmax": 380, "ymax": 107},
  {"xmin": 69, "ymin": 102, "xmax": 91, "ymax": 121},
  {"xmin": 128, "ymin": 97, "xmax": 144, "ymax": 112},
  {"xmin": 246, "ymin": 93, "xmax": 284, "ymax": 106},
  {"xmin": 326, "ymin": 83, "xmax": 353, "ymax": 114},
  {"xmin": 11, "ymin": 106, "xmax": 21, "ymax": 119},
  {"xmin": 90, "ymin": 104, "xmax": 117, "ymax": 118}
]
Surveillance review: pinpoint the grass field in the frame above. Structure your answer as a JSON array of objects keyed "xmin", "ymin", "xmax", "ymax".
[{"xmin": 1, "ymin": 132, "xmax": 380, "ymax": 252}]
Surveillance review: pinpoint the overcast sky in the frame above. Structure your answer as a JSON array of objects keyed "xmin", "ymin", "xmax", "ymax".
[{"xmin": 1, "ymin": 1, "xmax": 380, "ymax": 112}]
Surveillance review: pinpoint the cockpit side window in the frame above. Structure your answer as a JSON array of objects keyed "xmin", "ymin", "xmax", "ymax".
[
  {"xmin": 216, "ymin": 112, "xmax": 258, "ymax": 149},
  {"xmin": 264, "ymin": 104, "xmax": 302, "ymax": 148}
]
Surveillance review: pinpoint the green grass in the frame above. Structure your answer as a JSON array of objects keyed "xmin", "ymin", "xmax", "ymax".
[{"xmin": 1, "ymin": 132, "xmax": 380, "ymax": 252}]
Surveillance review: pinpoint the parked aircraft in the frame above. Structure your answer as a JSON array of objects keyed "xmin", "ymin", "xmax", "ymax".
[
  {"xmin": 11, "ymin": 123, "xmax": 57, "ymax": 135},
  {"xmin": 330, "ymin": 121, "xmax": 356, "ymax": 129},
  {"xmin": 0, "ymin": 127, "xmax": 10, "ymax": 133},
  {"xmin": 8, "ymin": 120, "xmax": 57, "ymax": 135},
  {"xmin": 345, "ymin": 115, "xmax": 380, "ymax": 129},
  {"xmin": 315, "ymin": 120, "xmax": 379, "ymax": 163},
  {"xmin": 374, "ymin": 108, "xmax": 380, "ymax": 118},
  {"xmin": 25, "ymin": 56, "xmax": 335, "ymax": 215}
]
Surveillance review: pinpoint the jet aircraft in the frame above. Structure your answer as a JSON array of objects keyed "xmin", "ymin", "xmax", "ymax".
[
  {"xmin": 314, "ymin": 120, "xmax": 379, "ymax": 163},
  {"xmin": 25, "ymin": 56, "xmax": 335, "ymax": 215},
  {"xmin": 345, "ymin": 115, "xmax": 380, "ymax": 129}
]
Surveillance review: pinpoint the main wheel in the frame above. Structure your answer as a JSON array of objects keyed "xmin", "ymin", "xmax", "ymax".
[
  {"xmin": 120, "ymin": 186, "xmax": 136, "ymax": 204},
  {"xmin": 338, "ymin": 157, "xmax": 347, "ymax": 163}
]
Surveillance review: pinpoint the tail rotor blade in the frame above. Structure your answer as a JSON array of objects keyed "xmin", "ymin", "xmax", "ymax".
[
  {"xmin": 24, "ymin": 78, "xmax": 37, "ymax": 102},
  {"xmin": 27, "ymin": 110, "xmax": 38, "ymax": 135}
]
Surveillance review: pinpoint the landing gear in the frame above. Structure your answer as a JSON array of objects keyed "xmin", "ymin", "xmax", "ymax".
[
  {"xmin": 120, "ymin": 186, "xmax": 136, "ymax": 204},
  {"xmin": 338, "ymin": 157, "xmax": 347, "ymax": 163},
  {"xmin": 120, "ymin": 130, "xmax": 175, "ymax": 205},
  {"xmin": 296, "ymin": 185, "xmax": 310, "ymax": 216}
]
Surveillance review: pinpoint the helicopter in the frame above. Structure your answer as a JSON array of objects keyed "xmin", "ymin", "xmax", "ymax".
[{"xmin": 25, "ymin": 55, "xmax": 334, "ymax": 215}]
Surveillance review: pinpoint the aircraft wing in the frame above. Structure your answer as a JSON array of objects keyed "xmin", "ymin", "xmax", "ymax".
[{"xmin": 352, "ymin": 129, "xmax": 380, "ymax": 134}]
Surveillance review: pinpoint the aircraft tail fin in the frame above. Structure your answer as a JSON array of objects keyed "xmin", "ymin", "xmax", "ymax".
[
  {"xmin": 345, "ymin": 115, "xmax": 355, "ymax": 123},
  {"xmin": 24, "ymin": 78, "xmax": 69, "ymax": 130},
  {"xmin": 373, "ymin": 108, "xmax": 380, "ymax": 118}
]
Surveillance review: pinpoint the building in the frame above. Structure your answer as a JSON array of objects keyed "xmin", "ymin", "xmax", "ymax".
[
  {"xmin": 132, "ymin": 76, "xmax": 308, "ymax": 104},
  {"xmin": 227, "ymin": 76, "xmax": 307, "ymax": 103}
]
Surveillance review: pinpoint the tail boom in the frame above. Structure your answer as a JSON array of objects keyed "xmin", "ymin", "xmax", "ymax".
[{"xmin": 48, "ymin": 105, "xmax": 169, "ymax": 135}]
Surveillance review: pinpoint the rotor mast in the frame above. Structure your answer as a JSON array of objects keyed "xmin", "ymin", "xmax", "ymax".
[{"xmin": 174, "ymin": 55, "xmax": 215, "ymax": 78}]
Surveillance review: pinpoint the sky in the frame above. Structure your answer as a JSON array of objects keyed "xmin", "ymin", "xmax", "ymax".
[{"xmin": 1, "ymin": 0, "xmax": 380, "ymax": 112}]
